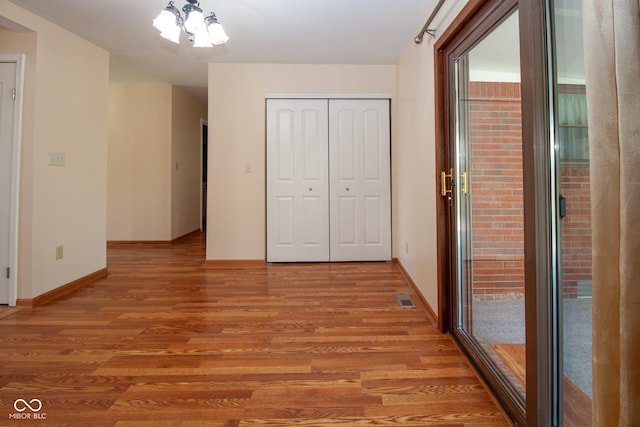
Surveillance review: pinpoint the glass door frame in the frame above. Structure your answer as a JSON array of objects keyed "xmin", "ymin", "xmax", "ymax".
[
  {"xmin": 434, "ymin": 0, "xmax": 558, "ymax": 425},
  {"xmin": 520, "ymin": 0, "xmax": 559, "ymax": 424}
]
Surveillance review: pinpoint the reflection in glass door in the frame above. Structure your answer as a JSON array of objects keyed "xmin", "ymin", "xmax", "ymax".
[
  {"xmin": 552, "ymin": 0, "xmax": 593, "ymax": 425},
  {"xmin": 450, "ymin": 7, "xmax": 526, "ymax": 420}
]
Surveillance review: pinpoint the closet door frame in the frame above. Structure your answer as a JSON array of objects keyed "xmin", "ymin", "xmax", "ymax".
[{"xmin": 265, "ymin": 94, "xmax": 392, "ymax": 263}]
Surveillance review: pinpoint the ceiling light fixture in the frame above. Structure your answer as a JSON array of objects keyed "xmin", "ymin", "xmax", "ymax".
[{"xmin": 153, "ymin": 0, "xmax": 229, "ymax": 47}]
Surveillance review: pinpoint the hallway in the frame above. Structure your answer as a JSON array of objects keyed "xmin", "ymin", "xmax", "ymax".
[{"xmin": 0, "ymin": 233, "xmax": 510, "ymax": 425}]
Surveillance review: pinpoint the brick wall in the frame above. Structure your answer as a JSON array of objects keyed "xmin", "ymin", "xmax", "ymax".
[
  {"xmin": 469, "ymin": 81, "xmax": 525, "ymax": 300},
  {"xmin": 559, "ymin": 163, "xmax": 592, "ymax": 297},
  {"xmin": 467, "ymin": 81, "xmax": 592, "ymax": 300}
]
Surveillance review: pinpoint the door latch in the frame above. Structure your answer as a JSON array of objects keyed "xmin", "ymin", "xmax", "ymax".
[
  {"xmin": 440, "ymin": 169, "xmax": 453, "ymax": 197},
  {"xmin": 460, "ymin": 171, "xmax": 468, "ymax": 195},
  {"xmin": 559, "ymin": 194, "xmax": 567, "ymax": 219}
]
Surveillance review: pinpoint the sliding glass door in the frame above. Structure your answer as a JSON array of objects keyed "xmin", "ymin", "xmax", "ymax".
[
  {"xmin": 444, "ymin": 1, "xmax": 526, "ymax": 423},
  {"xmin": 551, "ymin": 1, "xmax": 593, "ymax": 425},
  {"xmin": 454, "ymin": 14, "xmax": 524, "ymax": 391},
  {"xmin": 438, "ymin": 0, "xmax": 594, "ymax": 425}
]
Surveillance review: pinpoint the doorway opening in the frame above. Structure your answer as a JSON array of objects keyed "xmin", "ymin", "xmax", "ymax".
[
  {"xmin": 201, "ymin": 120, "xmax": 208, "ymax": 232},
  {"xmin": 0, "ymin": 55, "xmax": 24, "ymax": 307}
]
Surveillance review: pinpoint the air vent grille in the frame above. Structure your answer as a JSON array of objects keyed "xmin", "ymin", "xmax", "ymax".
[{"xmin": 395, "ymin": 293, "xmax": 416, "ymax": 309}]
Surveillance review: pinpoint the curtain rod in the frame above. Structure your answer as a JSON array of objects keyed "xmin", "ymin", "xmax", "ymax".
[{"xmin": 414, "ymin": 0, "xmax": 447, "ymax": 44}]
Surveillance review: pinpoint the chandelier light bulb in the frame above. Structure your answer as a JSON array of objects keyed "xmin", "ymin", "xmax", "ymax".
[
  {"xmin": 193, "ymin": 28, "xmax": 213, "ymax": 48},
  {"xmin": 160, "ymin": 24, "xmax": 182, "ymax": 44},
  {"xmin": 207, "ymin": 22, "xmax": 229, "ymax": 45},
  {"xmin": 153, "ymin": 9, "xmax": 178, "ymax": 33},
  {"xmin": 184, "ymin": 9, "xmax": 205, "ymax": 34}
]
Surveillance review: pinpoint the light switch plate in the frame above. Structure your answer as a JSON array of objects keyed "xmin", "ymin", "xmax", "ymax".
[{"xmin": 48, "ymin": 152, "xmax": 66, "ymax": 166}]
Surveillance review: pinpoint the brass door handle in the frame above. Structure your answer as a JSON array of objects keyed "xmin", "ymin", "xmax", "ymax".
[
  {"xmin": 440, "ymin": 169, "xmax": 453, "ymax": 196},
  {"xmin": 441, "ymin": 170, "xmax": 468, "ymax": 196},
  {"xmin": 461, "ymin": 172, "xmax": 468, "ymax": 195}
]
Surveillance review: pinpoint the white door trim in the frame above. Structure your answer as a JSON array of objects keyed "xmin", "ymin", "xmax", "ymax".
[{"xmin": 1, "ymin": 54, "xmax": 25, "ymax": 306}]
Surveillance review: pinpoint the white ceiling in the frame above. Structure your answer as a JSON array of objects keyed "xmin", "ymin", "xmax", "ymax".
[{"xmin": 6, "ymin": 0, "xmax": 438, "ymax": 97}]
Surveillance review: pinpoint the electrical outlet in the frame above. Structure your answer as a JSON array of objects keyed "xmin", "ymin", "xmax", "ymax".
[{"xmin": 55, "ymin": 245, "xmax": 64, "ymax": 260}]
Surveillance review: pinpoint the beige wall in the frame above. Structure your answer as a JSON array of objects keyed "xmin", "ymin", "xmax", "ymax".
[
  {"xmin": 394, "ymin": 43, "xmax": 440, "ymax": 311},
  {"xmin": 207, "ymin": 63, "xmax": 396, "ymax": 260},
  {"xmin": 171, "ymin": 87, "xmax": 207, "ymax": 239},
  {"xmin": 108, "ymin": 84, "xmax": 172, "ymax": 241},
  {"xmin": 0, "ymin": 0, "xmax": 109, "ymax": 300},
  {"xmin": 394, "ymin": 0, "xmax": 475, "ymax": 314},
  {"xmin": 108, "ymin": 84, "xmax": 206, "ymax": 241}
]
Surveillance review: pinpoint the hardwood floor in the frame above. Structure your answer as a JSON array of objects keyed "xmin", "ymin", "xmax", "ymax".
[
  {"xmin": 0, "ymin": 233, "xmax": 511, "ymax": 426},
  {"xmin": 491, "ymin": 343, "xmax": 592, "ymax": 427}
]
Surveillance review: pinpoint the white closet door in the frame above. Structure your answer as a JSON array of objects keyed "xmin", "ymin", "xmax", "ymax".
[
  {"xmin": 266, "ymin": 99, "xmax": 329, "ymax": 262},
  {"xmin": 329, "ymin": 99, "xmax": 391, "ymax": 261}
]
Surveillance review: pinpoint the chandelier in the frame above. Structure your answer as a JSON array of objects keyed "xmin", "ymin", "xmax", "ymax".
[{"xmin": 153, "ymin": 0, "xmax": 229, "ymax": 47}]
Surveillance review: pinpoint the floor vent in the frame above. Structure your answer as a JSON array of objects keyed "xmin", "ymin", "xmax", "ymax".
[{"xmin": 395, "ymin": 293, "xmax": 416, "ymax": 309}]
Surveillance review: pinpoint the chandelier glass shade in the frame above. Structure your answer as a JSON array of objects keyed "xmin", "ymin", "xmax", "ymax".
[{"xmin": 153, "ymin": 0, "xmax": 229, "ymax": 47}]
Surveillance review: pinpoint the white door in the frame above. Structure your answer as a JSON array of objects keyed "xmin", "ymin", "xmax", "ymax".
[
  {"xmin": 0, "ymin": 62, "xmax": 17, "ymax": 304},
  {"xmin": 329, "ymin": 99, "xmax": 391, "ymax": 261},
  {"xmin": 266, "ymin": 99, "xmax": 330, "ymax": 262}
]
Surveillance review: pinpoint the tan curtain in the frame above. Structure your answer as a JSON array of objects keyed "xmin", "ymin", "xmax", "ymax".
[{"xmin": 583, "ymin": 0, "xmax": 640, "ymax": 425}]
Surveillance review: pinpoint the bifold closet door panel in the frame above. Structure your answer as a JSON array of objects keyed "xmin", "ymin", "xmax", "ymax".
[
  {"xmin": 329, "ymin": 99, "xmax": 391, "ymax": 261},
  {"xmin": 266, "ymin": 99, "xmax": 330, "ymax": 262}
]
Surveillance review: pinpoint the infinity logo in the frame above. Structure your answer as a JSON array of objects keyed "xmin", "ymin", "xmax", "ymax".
[{"xmin": 13, "ymin": 398, "xmax": 43, "ymax": 412}]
